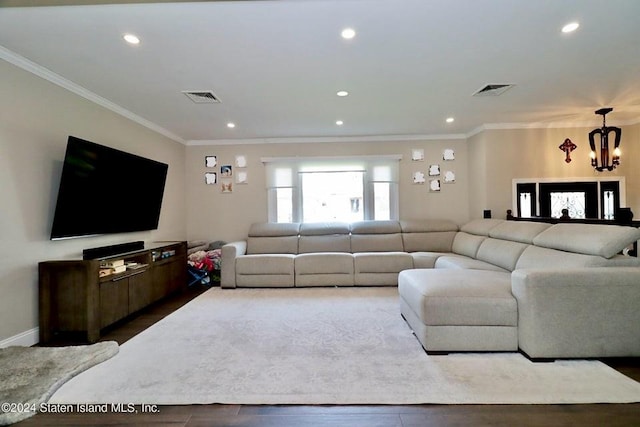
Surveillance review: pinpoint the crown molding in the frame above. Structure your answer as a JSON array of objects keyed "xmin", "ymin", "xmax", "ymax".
[
  {"xmin": 0, "ymin": 45, "xmax": 186, "ymax": 145},
  {"xmin": 187, "ymin": 133, "xmax": 468, "ymax": 146}
]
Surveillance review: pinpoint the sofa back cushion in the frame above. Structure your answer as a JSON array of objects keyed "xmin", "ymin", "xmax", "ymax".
[
  {"xmin": 460, "ymin": 218, "xmax": 505, "ymax": 236},
  {"xmin": 350, "ymin": 220, "xmax": 404, "ymax": 252},
  {"xmin": 515, "ymin": 245, "xmax": 614, "ymax": 269},
  {"xmin": 400, "ymin": 219, "xmax": 458, "ymax": 252},
  {"xmin": 533, "ymin": 223, "xmax": 640, "ymax": 259},
  {"xmin": 246, "ymin": 222, "xmax": 300, "ymax": 254},
  {"xmin": 451, "ymin": 232, "xmax": 486, "ymax": 258},
  {"xmin": 476, "ymin": 238, "xmax": 529, "ymax": 271},
  {"xmin": 489, "ymin": 221, "xmax": 551, "ymax": 244},
  {"xmin": 298, "ymin": 222, "xmax": 351, "ymax": 253}
]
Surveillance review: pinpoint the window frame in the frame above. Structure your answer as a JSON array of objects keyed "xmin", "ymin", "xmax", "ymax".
[
  {"xmin": 263, "ymin": 155, "xmax": 401, "ymax": 223},
  {"xmin": 512, "ymin": 177, "xmax": 626, "ymax": 220}
]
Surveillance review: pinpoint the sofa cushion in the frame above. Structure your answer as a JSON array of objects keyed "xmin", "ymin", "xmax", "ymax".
[
  {"xmin": 299, "ymin": 222, "xmax": 351, "ymax": 253},
  {"xmin": 533, "ymin": 223, "xmax": 640, "ymax": 259},
  {"xmin": 476, "ymin": 238, "xmax": 529, "ymax": 271},
  {"xmin": 460, "ymin": 219, "xmax": 505, "ymax": 236},
  {"xmin": 236, "ymin": 254, "xmax": 295, "ymax": 274},
  {"xmin": 295, "ymin": 252, "xmax": 353, "ymax": 273},
  {"xmin": 488, "ymin": 221, "xmax": 551, "ymax": 244},
  {"xmin": 353, "ymin": 252, "xmax": 413, "ymax": 286},
  {"xmin": 515, "ymin": 245, "xmax": 611, "ymax": 269},
  {"xmin": 410, "ymin": 252, "xmax": 449, "ymax": 269},
  {"xmin": 400, "ymin": 219, "xmax": 458, "ymax": 253},
  {"xmin": 350, "ymin": 220, "xmax": 404, "ymax": 252},
  {"xmin": 246, "ymin": 222, "xmax": 300, "ymax": 255},
  {"xmin": 398, "ymin": 269, "xmax": 516, "ymax": 326},
  {"xmin": 350, "ymin": 220, "xmax": 401, "ymax": 234},
  {"xmin": 435, "ymin": 255, "xmax": 508, "ymax": 272},
  {"xmin": 295, "ymin": 253, "xmax": 354, "ymax": 287},
  {"xmin": 248, "ymin": 222, "xmax": 301, "ymax": 237},
  {"xmin": 235, "ymin": 254, "xmax": 295, "ymax": 287},
  {"xmin": 451, "ymin": 232, "xmax": 486, "ymax": 258}
]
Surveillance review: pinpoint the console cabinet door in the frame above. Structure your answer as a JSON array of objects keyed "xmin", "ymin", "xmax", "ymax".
[
  {"xmin": 128, "ymin": 271, "xmax": 152, "ymax": 314},
  {"xmin": 100, "ymin": 278, "xmax": 129, "ymax": 328}
]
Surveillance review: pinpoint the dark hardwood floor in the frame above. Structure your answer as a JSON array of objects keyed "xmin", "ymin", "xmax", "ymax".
[{"xmin": 19, "ymin": 285, "xmax": 640, "ymax": 427}]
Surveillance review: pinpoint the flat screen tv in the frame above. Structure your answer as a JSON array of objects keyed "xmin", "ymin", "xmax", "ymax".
[{"xmin": 50, "ymin": 136, "xmax": 169, "ymax": 240}]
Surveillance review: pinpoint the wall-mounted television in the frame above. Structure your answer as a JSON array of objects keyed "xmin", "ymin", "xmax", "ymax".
[{"xmin": 50, "ymin": 136, "xmax": 169, "ymax": 240}]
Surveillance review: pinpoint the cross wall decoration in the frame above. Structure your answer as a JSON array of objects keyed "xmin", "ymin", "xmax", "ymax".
[{"xmin": 559, "ymin": 138, "xmax": 577, "ymax": 163}]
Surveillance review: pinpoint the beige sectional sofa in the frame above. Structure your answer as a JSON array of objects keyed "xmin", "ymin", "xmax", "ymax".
[
  {"xmin": 221, "ymin": 219, "xmax": 458, "ymax": 289},
  {"xmin": 221, "ymin": 218, "xmax": 640, "ymax": 359}
]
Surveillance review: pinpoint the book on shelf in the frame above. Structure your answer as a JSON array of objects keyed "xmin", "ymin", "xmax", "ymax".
[
  {"xmin": 126, "ymin": 262, "xmax": 148, "ymax": 270},
  {"xmin": 110, "ymin": 265, "xmax": 127, "ymax": 274},
  {"xmin": 100, "ymin": 259, "xmax": 125, "ymax": 268}
]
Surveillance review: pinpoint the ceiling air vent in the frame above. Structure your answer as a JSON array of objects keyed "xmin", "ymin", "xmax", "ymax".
[
  {"xmin": 182, "ymin": 90, "xmax": 221, "ymax": 104},
  {"xmin": 473, "ymin": 84, "xmax": 514, "ymax": 97}
]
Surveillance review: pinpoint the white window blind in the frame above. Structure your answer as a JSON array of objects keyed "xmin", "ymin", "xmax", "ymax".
[{"xmin": 263, "ymin": 155, "xmax": 401, "ymax": 223}]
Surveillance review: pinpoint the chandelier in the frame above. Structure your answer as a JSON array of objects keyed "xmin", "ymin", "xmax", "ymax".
[{"xmin": 588, "ymin": 107, "xmax": 621, "ymax": 171}]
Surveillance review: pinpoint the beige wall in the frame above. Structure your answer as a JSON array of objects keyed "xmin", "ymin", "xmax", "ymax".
[
  {"xmin": 186, "ymin": 138, "xmax": 470, "ymax": 243},
  {"xmin": 186, "ymin": 123, "xmax": 640, "ymax": 245},
  {"xmin": 0, "ymin": 60, "xmax": 187, "ymax": 344},
  {"xmin": 468, "ymin": 125, "xmax": 639, "ymax": 218}
]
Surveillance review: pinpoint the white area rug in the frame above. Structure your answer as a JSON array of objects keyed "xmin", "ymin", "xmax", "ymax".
[{"xmin": 51, "ymin": 287, "xmax": 640, "ymax": 405}]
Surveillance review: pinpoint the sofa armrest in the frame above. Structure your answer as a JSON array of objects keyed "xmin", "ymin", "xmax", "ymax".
[
  {"xmin": 221, "ymin": 241, "xmax": 247, "ymax": 288},
  {"xmin": 511, "ymin": 267, "xmax": 640, "ymax": 358}
]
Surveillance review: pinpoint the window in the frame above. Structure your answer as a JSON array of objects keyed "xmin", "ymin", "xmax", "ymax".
[
  {"xmin": 301, "ymin": 170, "xmax": 364, "ymax": 222},
  {"xmin": 264, "ymin": 155, "xmax": 400, "ymax": 223},
  {"xmin": 512, "ymin": 178, "xmax": 624, "ymax": 220},
  {"xmin": 539, "ymin": 182, "xmax": 597, "ymax": 218},
  {"xmin": 549, "ymin": 191, "xmax": 586, "ymax": 219},
  {"xmin": 600, "ymin": 181, "xmax": 620, "ymax": 220},
  {"xmin": 516, "ymin": 183, "xmax": 536, "ymax": 217}
]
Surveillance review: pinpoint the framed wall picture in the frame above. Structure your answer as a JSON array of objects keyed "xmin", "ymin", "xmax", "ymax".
[
  {"xmin": 443, "ymin": 148, "xmax": 455, "ymax": 161},
  {"xmin": 412, "ymin": 171, "xmax": 426, "ymax": 184},
  {"xmin": 221, "ymin": 179, "xmax": 233, "ymax": 193},
  {"xmin": 443, "ymin": 170, "xmax": 456, "ymax": 183},
  {"xmin": 205, "ymin": 172, "xmax": 217, "ymax": 185},
  {"xmin": 205, "ymin": 156, "xmax": 217, "ymax": 168},
  {"xmin": 428, "ymin": 164, "xmax": 440, "ymax": 176},
  {"xmin": 235, "ymin": 155, "xmax": 247, "ymax": 168},
  {"xmin": 221, "ymin": 165, "xmax": 233, "ymax": 177},
  {"xmin": 411, "ymin": 149, "xmax": 424, "ymax": 161},
  {"xmin": 429, "ymin": 179, "xmax": 441, "ymax": 192},
  {"xmin": 236, "ymin": 171, "xmax": 248, "ymax": 184}
]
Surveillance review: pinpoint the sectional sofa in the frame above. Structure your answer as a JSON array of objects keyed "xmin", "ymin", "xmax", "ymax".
[{"xmin": 221, "ymin": 219, "xmax": 640, "ymax": 359}]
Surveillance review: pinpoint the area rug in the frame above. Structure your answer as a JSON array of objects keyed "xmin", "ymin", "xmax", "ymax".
[
  {"xmin": 0, "ymin": 341, "xmax": 118, "ymax": 425},
  {"xmin": 50, "ymin": 287, "xmax": 640, "ymax": 405}
]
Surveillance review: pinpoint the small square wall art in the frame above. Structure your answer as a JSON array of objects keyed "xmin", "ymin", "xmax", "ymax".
[
  {"xmin": 205, "ymin": 172, "xmax": 217, "ymax": 185},
  {"xmin": 205, "ymin": 156, "xmax": 217, "ymax": 168}
]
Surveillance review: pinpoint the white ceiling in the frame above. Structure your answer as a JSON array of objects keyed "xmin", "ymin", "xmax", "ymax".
[{"xmin": 1, "ymin": 0, "xmax": 640, "ymax": 145}]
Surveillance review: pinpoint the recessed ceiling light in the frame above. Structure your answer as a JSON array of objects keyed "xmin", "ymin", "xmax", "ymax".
[
  {"xmin": 341, "ymin": 28, "xmax": 356, "ymax": 40},
  {"xmin": 446, "ymin": 117, "xmax": 455, "ymax": 123},
  {"xmin": 123, "ymin": 34, "xmax": 140, "ymax": 45},
  {"xmin": 337, "ymin": 90, "xmax": 349, "ymax": 97},
  {"xmin": 561, "ymin": 22, "xmax": 579, "ymax": 33},
  {"xmin": 336, "ymin": 120, "xmax": 344, "ymax": 126},
  {"xmin": 227, "ymin": 122, "xmax": 236, "ymax": 128}
]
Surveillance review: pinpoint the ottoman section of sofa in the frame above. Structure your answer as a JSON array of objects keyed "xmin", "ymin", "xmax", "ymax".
[
  {"xmin": 235, "ymin": 254, "xmax": 296, "ymax": 287},
  {"xmin": 398, "ymin": 269, "xmax": 518, "ymax": 352},
  {"xmin": 295, "ymin": 252, "xmax": 354, "ymax": 287}
]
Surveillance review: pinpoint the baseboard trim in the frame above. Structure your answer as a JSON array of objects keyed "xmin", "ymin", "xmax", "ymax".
[{"xmin": 0, "ymin": 327, "xmax": 39, "ymax": 348}]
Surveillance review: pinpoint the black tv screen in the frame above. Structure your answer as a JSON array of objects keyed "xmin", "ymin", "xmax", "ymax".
[{"xmin": 50, "ymin": 136, "xmax": 169, "ymax": 240}]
